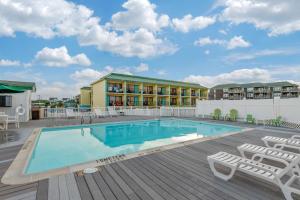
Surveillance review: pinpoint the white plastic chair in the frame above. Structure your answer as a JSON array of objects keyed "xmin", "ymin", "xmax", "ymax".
[
  {"xmin": 7, "ymin": 106, "xmax": 25, "ymax": 128},
  {"xmin": 94, "ymin": 108, "xmax": 107, "ymax": 118},
  {"xmin": 208, "ymin": 152, "xmax": 300, "ymax": 200},
  {"xmin": 0, "ymin": 115, "xmax": 8, "ymax": 130},
  {"xmin": 107, "ymin": 107, "xmax": 119, "ymax": 117}
]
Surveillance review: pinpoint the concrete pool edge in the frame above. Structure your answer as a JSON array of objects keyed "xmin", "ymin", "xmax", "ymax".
[{"xmin": 1, "ymin": 122, "xmax": 252, "ymax": 185}]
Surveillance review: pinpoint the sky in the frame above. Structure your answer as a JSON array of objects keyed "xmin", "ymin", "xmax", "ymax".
[{"xmin": 0, "ymin": 0, "xmax": 300, "ymax": 99}]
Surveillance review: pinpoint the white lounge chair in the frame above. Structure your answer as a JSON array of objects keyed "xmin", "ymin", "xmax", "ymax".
[
  {"xmin": 238, "ymin": 143, "xmax": 300, "ymax": 172},
  {"xmin": 208, "ymin": 152, "xmax": 300, "ymax": 200},
  {"xmin": 107, "ymin": 107, "xmax": 119, "ymax": 117},
  {"xmin": 262, "ymin": 136, "xmax": 300, "ymax": 150},
  {"xmin": 94, "ymin": 108, "xmax": 107, "ymax": 118},
  {"xmin": 66, "ymin": 108, "xmax": 77, "ymax": 118}
]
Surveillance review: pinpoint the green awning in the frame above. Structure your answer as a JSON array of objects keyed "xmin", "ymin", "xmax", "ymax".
[{"xmin": 0, "ymin": 84, "xmax": 29, "ymax": 93}]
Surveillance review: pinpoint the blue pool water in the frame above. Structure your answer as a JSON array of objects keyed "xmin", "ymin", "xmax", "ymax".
[{"xmin": 26, "ymin": 119, "xmax": 241, "ymax": 174}]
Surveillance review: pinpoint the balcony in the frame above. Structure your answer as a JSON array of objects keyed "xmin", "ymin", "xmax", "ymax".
[
  {"xmin": 107, "ymin": 86, "xmax": 123, "ymax": 93},
  {"xmin": 143, "ymin": 90, "xmax": 156, "ymax": 95},
  {"xmin": 170, "ymin": 102, "xmax": 178, "ymax": 106},
  {"xmin": 181, "ymin": 91, "xmax": 189, "ymax": 96},
  {"xmin": 126, "ymin": 88, "xmax": 141, "ymax": 94},
  {"xmin": 191, "ymin": 93, "xmax": 200, "ymax": 97},
  {"xmin": 170, "ymin": 91, "xmax": 178, "ymax": 95},
  {"xmin": 157, "ymin": 91, "xmax": 168, "ymax": 95},
  {"xmin": 108, "ymin": 101, "xmax": 123, "ymax": 106},
  {"xmin": 228, "ymin": 94, "xmax": 244, "ymax": 100},
  {"xmin": 282, "ymin": 87, "xmax": 299, "ymax": 92},
  {"xmin": 254, "ymin": 94, "xmax": 271, "ymax": 99},
  {"xmin": 228, "ymin": 88, "xmax": 243, "ymax": 93},
  {"xmin": 254, "ymin": 88, "xmax": 270, "ymax": 93},
  {"xmin": 143, "ymin": 101, "xmax": 155, "ymax": 106},
  {"xmin": 157, "ymin": 101, "xmax": 169, "ymax": 106},
  {"xmin": 181, "ymin": 102, "xmax": 191, "ymax": 106},
  {"xmin": 281, "ymin": 94, "xmax": 299, "ymax": 98},
  {"xmin": 126, "ymin": 101, "xmax": 139, "ymax": 106}
]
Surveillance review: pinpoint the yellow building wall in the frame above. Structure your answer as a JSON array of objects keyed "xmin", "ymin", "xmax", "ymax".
[
  {"xmin": 92, "ymin": 80, "xmax": 106, "ymax": 108},
  {"xmin": 90, "ymin": 77, "xmax": 208, "ymax": 108},
  {"xmin": 80, "ymin": 89, "xmax": 91, "ymax": 105}
]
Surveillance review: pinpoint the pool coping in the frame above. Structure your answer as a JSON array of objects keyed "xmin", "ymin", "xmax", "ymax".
[{"xmin": 1, "ymin": 119, "xmax": 253, "ymax": 185}]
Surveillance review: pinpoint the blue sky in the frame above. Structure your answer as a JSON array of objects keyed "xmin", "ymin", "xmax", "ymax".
[{"xmin": 0, "ymin": 0, "xmax": 300, "ymax": 98}]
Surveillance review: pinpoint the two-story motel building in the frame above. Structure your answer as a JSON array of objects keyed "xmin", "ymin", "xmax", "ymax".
[{"xmin": 81, "ymin": 73, "xmax": 208, "ymax": 108}]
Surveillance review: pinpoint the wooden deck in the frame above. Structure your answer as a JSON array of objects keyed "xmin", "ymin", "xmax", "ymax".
[
  {"xmin": 0, "ymin": 145, "xmax": 38, "ymax": 200},
  {"xmin": 1, "ymin": 127, "xmax": 300, "ymax": 200}
]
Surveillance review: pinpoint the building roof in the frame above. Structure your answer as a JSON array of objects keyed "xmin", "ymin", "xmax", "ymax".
[
  {"xmin": 91, "ymin": 73, "xmax": 206, "ymax": 88},
  {"xmin": 212, "ymin": 81, "xmax": 298, "ymax": 89},
  {"xmin": 0, "ymin": 80, "xmax": 36, "ymax": 93},
  {"xmin": 80, "ymin": 86, "xmax": 91, "ymax": 90}
]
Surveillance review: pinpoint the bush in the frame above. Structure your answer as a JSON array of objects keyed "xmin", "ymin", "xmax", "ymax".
[
  {"xmin": 272, "ymin": 116, "xmax": 282, "ymax": 127},
  {"xmin": 246, "ymin": 114, "xmax": 255, "ymax": 124},
  {"xmin": 229, "ymin": 109, "xmax": 238, "ymax": 121},
  {"xmin": 213, "ymin": 108, "xmax": 222, "ymax": 120}
]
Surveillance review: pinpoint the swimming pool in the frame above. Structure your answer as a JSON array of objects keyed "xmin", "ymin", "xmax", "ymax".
[{"xmin": 26, "ymin": 119, "xmax": 242, "ymax": 174}]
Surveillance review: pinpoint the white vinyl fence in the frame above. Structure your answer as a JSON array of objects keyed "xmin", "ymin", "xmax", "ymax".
[
  {"xmin": 160, "ymin": 107, "xmax": 196, "ymax": 117},
  {"xmin": 196, "ymin": 97, "xmax": 300, "ymax": 124}
]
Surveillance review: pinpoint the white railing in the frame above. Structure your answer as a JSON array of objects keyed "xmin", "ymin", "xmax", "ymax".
[
  {"xmin": 41, "ymin": 107, "xmax": 93, "ymax": 118},
  {"xmin": 40, "ymin": 106, "xmax": 197, "ymax": 118}
]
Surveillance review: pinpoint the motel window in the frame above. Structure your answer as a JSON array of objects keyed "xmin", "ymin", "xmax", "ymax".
[
  {"xmin": 171, "ymin": 88, "xmax": 177, "ymax": 95},
  {"xmin": 0, "ymin": 95, "xmax": 12, "ymax": 107}
]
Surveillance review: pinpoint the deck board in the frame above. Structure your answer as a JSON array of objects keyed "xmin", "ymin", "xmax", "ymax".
[
  {"xmin": 100, "ymin": 167, "xmax": 130, "ymax": 200},
  {"xmin": 36, "ymin": 179, "xmax": 48, "ymax": 200},
  {"xmin": 2, "ymin": 124, "xmax": 300, "ymax": 200},
  {"xmin": 0, "ymin": 145, "xmax": 38, "ymax": 200}
]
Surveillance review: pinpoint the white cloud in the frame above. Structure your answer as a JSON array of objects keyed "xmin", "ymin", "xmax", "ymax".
[
  {"xmin": 109, "ymin": 0, "xmax": 169, "ymax": 31},
  {"xmin": 157, "ymin": 70, "xmax": 166, "ymax": 76},
  {"xmin": 194, "ymin": 37, "xmax": 225, "ymax": 46},
  {"xmin": 204, "ymin": 50, "xmax": 210, "ymax": 55},
  {"xmin": 172, "ymin": 14, "xmax": 215, "ymax": 33},
  {"xmin": 194, "ymin": 35, "xmax": 250, "ymax": 50},
  {"xmin": 0, "ymin": 0, "xmax": 177, "ymax": 58},
  {"xmin": 227, "ymin": 36, "xmax": 250, "ymax": 49},
  {"xmin": 218, "ymin": 0, "xmax": 300, "ymax": 36},
  {"xmin": 225, "ymin": 48, "xmax": 300, "ymax": 63},
  {"xmin": 70, "ymin": 68, "xmax": 103, "ymax": 81},
  {"xmin": 35, "ymin": 82, "xmax": 76, "ymax": 99},
  {"xmin": 184, "ymin": 68, "xmax": 272, "ymax": 87},
  {"xmin": 0, "ymin": 59, "xmax": 20, "ymax": 67},
  {"xmin": 219, "ymin": 29, "xmax": 227, "ymax": 35},
  {"xmin": 35, "ymin": 46, "xmax": 91, "ymax": 67},
  {"xmin": 79, "ymin": 27, "xmax": 177, "ymax": 58},
  {"xmin": 135, "ymin": 63, "xmax": 149, "ymax": 72},
  {"xmin": 0, "ymin": 0, "xmax": 98, "ymax": 39},
  {"xmin": 184, "ymin": 66, "xmax": 300, "ymax": 87}
]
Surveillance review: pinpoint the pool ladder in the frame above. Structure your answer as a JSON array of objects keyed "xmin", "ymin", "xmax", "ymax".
[{"xmin": 81, "ymin": 116, "xmax": 93, "ymax": 124}]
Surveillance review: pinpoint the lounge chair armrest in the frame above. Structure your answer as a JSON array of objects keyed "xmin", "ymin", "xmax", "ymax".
[
  {"xmin": 251, "ymin": 153, "xmax": 289, "ymax": 167},
  {"xmin": 291, "ymin": 135, "xmax": 300, "ymax": 140}
]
